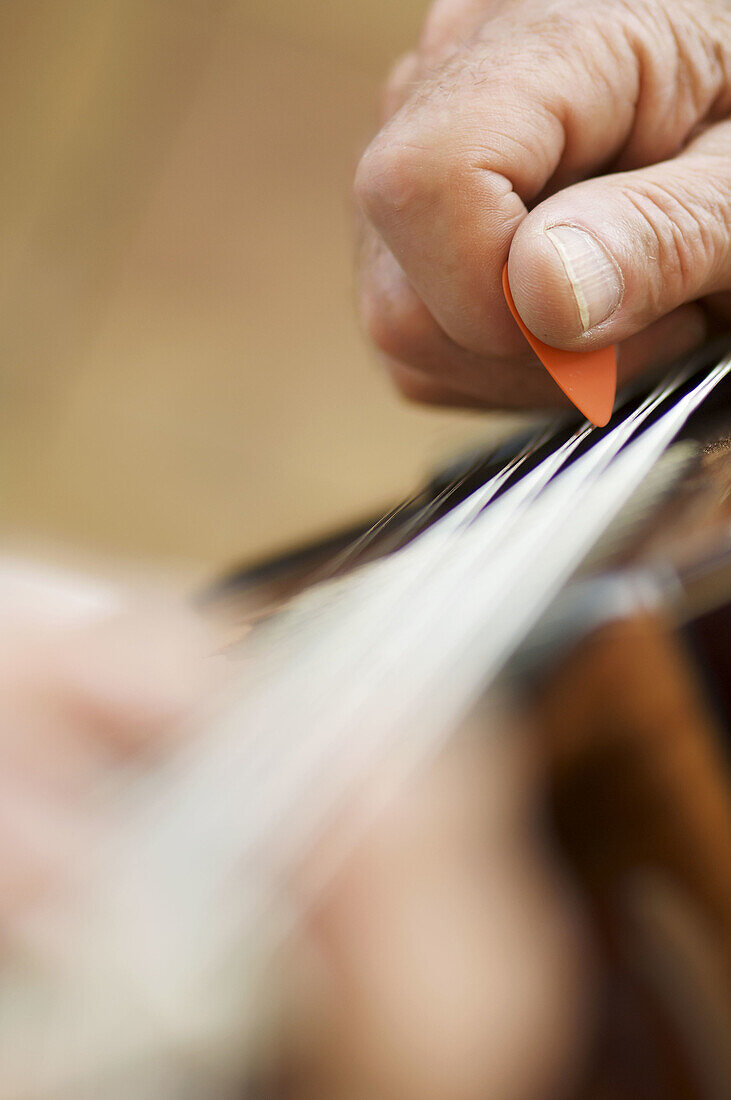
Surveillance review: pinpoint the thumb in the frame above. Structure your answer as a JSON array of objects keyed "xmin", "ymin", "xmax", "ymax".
[{"xmin": 507, "ymin": 121, "xmax": 731, "ymax": 351}]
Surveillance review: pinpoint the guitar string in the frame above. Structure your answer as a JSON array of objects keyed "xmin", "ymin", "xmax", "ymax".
[
  {"xmin": 2, "ymin": 354, "xmax": 729, "ymax": 1099},
  {"xmin": 307, "ymin": 422, "xmax": 558, "ymax": 585}
]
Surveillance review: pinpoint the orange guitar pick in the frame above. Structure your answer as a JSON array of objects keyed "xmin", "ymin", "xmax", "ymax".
[{"xmin": 502, "ymin": 264, "xmax": 616, "ymax": 427}]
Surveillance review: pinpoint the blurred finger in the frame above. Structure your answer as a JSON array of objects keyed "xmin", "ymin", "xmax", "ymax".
[
  {"xmin": 379, "ymin": 51, "xmax": 421, "ymax": 123},
  {"xmin": 419, "ymin": 0, "xmax": 507, "ymax": 66},
  {"xmin": 359, "ymin": 229, "xmax": 564, "ymax": 408}
]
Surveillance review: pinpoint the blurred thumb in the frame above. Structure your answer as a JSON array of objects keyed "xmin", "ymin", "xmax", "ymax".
[{"xmin": 507, "ymin": 121, "xmax": 731, "ymax": 350}]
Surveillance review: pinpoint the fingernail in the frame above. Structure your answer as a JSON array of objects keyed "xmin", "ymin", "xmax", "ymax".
[{"xmin": 544, "ymin": 225, "xmax": 624, "ymax": 333}]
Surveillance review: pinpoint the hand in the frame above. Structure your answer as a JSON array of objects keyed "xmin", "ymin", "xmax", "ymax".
[
  {"xmin": 355, "ymin": 0, "xmax": 731, "ymax": 411},
  {"xmin": 0, "ymin": 564, "xmax": 591, "ymax": 1099},
  {"xmin": 0, "ymin": 562, "xmax": 218, "ymax": 932}
]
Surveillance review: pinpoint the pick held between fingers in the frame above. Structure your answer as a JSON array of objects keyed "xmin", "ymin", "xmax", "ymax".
[
  {"xmin": 508, "ymin": 121, "xmax": 731, "ymax": 351},
  {"xmin": 356, "ymin": 0, "xmax": 730, "ymax": 362}
]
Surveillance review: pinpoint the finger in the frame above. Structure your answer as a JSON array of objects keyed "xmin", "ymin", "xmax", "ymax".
[
  {"xmin": 383, "ymin": 361, "xmax": 510, "ymax": 409},
  {"xmin": 508, "ymin": 121, "xmax": 731, "ymax": 349},
  {"xmin": 355, "ymin": 0, "xmax": 729, "ymax": 358},
  {"xmin": 54, "ymin": 606, "xmax": 219, "ymax": 757},
  {"xmin": 360, "ymin": 226, "xmax": 707, "ymax": 410},
  {"xmin": 418, "ymin": 0, "xmax": 506, "ymax": 67},
  {"xmin": 703, "ymin": 290, "xmax": 731, "ymax": 326},
  {"xmin": 616, "ymin": 305, "xmax": 708, "ymax": 386},
  {"xmin": 380, "ymin": 3, "xmax": 505, "ymax": 126},
  {"xmin": 0, "ymin": 771, "xmax": 90, "ymax": 927},
  {"xmin": 359, "ymin": 230, "xmax": 567, "ymax": 408},
  {"xmin": 0, "ymin": 561, "xmax": 120, "ymax": 644},
  {"xmin": 379, "ymin": 52, "xmax": 421, "ymax": 124},
  {"xmin": 386, "ymin": 304, "xmax": 707, "ymax": 411}
]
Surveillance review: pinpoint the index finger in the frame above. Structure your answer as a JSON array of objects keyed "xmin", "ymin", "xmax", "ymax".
[{"xmin": 355, "ymin": 0, "xmax": 721, "ymax": 358}]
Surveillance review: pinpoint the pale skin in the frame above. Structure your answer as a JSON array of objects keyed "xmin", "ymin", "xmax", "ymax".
[
  {"xmin": 0, "ymin": 569, "xmax": 590, "ymax": 1099},
  {"xmin": 355, "ymin": 0, "xmax": 731, "ymax": 411},
  {"xmin": 0, "ymin": 565, "xmax": 221, "ymax": 931}
]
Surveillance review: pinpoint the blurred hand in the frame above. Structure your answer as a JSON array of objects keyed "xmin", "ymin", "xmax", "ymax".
[
  {"xmin": 355, "ymin": 0, "xmax": 731, "ymax": 410},
  {"xmin": 0, "ymin": 564, "xmax": 593, "ymax": 1099},
  {"xmin": 0, "ymin": 562, "xmax": 218, "ymax": 932}
]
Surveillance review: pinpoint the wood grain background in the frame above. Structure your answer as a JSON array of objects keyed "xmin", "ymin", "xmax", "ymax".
[{"xmin": 0, "ymin": 2, "xmax": 510, "ymax": 576}]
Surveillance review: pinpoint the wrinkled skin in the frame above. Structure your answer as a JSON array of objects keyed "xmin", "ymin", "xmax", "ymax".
[{"xmin": 355, "ymin": 0, "xmax": 731, "ymax": 411}]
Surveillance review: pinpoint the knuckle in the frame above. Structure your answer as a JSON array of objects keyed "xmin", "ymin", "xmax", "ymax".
[
  {"xmin": 418, "ymin": 0, "xmax": 474, "ymax": 65},
  {"xmin": 359, "ymin": 277, "xmax": 433, "ymax": 363},
  {"xmin": 354, "ymin": 134, "xmax": 432, "ymax": 230},
  {"xmin": 385, "ymin": 361, "xmax": 448, "ymax": 406},
  {"xmin": 632, "ymin": 0, "xmax": 731, "ymax": 128},
  {"xmin": 361, "ymin": 299, "xmax": 407, "ymax": 361}
]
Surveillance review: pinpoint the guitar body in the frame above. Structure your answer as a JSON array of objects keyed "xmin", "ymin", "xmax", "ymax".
[{"xmin": 210, "ymin": 372, "xmax": 731, "ymax": 1099}]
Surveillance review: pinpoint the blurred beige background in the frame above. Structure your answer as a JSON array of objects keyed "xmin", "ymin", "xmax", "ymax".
[{"xmin": 1, "ymin": 1, "xmax": 506, "ymax": 577}]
